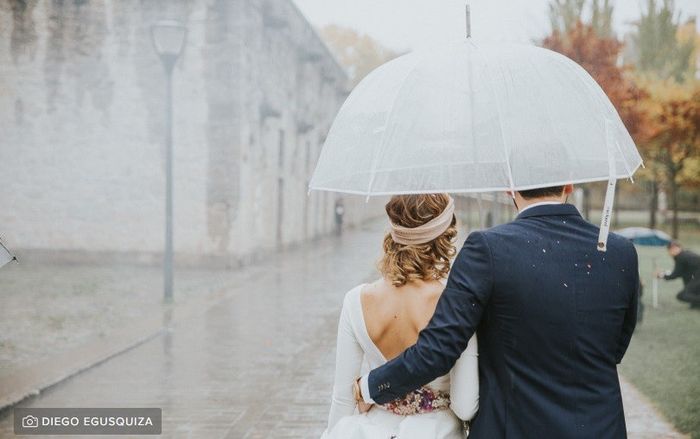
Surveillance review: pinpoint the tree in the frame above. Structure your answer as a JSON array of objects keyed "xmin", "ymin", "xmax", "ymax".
[
  {"xmin": 677, "ymin": 18, "xmax": 700, "ymax": 82},
  {"xmin": 320, "ymin": 25, "xmax": 399, "ymax": 86},
  {"xmin": 648, "ymin": 90, "xmax": 700, "ymax": 237},
  {"xmin": 590, "ymin": 0, "xmax": 614, "ymax": 38},
  {"xmin": 629, "ymin": 0, "xmax": 695, "ymax": 83},
  {"xmin": 549, "ymin": 0, "xmax": 613, "ymax": 37},
  {"xmin": 633, "ymin": 76, "xmax": 689, "ymax": 228},
  {"xmin": 543, "ymin": 8, "xmax": 653, "ymax": 223},
  {"xmin": 542, "ymin": 23, "xmax": 651, "ymax": 147},
  {"xmin": 549, "ymin": 0, "xmax": 585, "ymax": 35}
]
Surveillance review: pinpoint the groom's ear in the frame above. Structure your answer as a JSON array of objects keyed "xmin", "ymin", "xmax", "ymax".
[{"xmin": 563, "ymin": 184, "xmax": 574, "ymax": 195}]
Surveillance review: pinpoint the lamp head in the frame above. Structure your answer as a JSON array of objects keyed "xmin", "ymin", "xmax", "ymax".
[{"xmin": 151, "ymin": 20, "xmax": 187, "ymax": 71}]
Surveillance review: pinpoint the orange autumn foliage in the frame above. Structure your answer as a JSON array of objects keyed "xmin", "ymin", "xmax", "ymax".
[{"xmin": 542, "ymin": 21, "xmax": 653, "ymax": 144}]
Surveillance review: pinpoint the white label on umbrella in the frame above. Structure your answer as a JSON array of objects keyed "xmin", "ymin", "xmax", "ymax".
[{"xmin": 597, "ymin": 123, "xmax": 617, "ymax": 252}]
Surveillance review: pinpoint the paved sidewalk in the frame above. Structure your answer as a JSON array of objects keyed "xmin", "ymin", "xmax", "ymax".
[
  {"xmin": 0, "ymin": 220, "xmax": 384, "ymax": 438},
  {"xmin": 0, "ymin": 260, "xmax": 253, "ymax": 378},
  {"xmin": 620, "ymin": 377, "xmax": 688, "ymax": 439},
  {"xmin": 0, "ymin": 220, "xmax": 686, "ymax": 438}
]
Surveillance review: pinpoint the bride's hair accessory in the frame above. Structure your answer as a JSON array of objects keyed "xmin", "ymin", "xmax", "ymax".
[
  {"xmin": 389, "ymin": 196, "xmax": 455, "ymax": 245},
  {"xmin": 382, "ymin": 387, "xmax": 451, "ymax": 416}
]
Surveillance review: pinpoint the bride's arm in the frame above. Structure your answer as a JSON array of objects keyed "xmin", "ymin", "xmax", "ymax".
[
  {"xmin": 326, "ymin": 293, "xmax": 365, "ymax": 432},
  {"xmin": 449, "ymin": 334, "xmax": 479, "ymax": 421}
]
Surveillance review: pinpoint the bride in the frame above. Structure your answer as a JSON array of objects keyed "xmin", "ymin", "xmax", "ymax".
[{"xmin": 322, "ymin": 194, "xmax": 478, "ymax": 439}]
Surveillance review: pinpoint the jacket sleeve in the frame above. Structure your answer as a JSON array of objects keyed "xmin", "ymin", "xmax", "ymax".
[
  {"xmin": 449, "ymin": 334, "xmax": 479, "ymax": 421},
  {"xmin": 367, "ymin": 231, "xmax": 494, "ymax": 404},
  {"xmin": 664, "ymin": 254, "xmax": 685, "ymax": 280},
  {"xmin": 616, "ymin": 246, "xmax": 640, "ymax": 364}
]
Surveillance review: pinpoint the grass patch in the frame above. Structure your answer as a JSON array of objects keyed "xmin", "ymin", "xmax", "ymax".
[{"xmin": 618, "ymin": 224, "xmax": 700, "ymax": 437}]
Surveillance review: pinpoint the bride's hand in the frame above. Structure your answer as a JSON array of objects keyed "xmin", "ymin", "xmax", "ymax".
[
  {"xmin": 357, "ymin": 400, "xmax": 374, "ymax": 414},
  {"xmin": 353, "ymin": 378, "xmax": 374, "ymax": 413}
]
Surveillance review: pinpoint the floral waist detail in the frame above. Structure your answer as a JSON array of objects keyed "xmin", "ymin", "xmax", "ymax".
[{"xmin": 381, "ymin": 387, "xmax": 450, "ymax": 416}]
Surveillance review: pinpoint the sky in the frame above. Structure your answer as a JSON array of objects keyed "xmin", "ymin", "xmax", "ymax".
[{"xmin": 292, "ymin": 0, "xmax": 700, "ymax": 52}]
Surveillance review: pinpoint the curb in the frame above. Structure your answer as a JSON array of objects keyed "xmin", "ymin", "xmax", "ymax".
[
  {"xmin": 0, "ymin": 319, "xmax": 166, "ymax": 412},
  {"xmin": 0, "ymin": 284, "xmax": 235, "ymax": 414}
]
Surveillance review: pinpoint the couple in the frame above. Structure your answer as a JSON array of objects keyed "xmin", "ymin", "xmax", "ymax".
[{"xmin": 323, "ymin": 185, "xmax": 639, "ymax": 438}]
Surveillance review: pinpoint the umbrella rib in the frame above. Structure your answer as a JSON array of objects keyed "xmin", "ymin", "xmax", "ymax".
[
  {"xmin": 365, "ymin": 55, "xmax": 424, "ymax": 198},
  {"xmin": 486, "ymin": 57, "xmax": 516, "ymax": 194},
  {"xmin": 559, "ymin": 55, "xmax": 639, "ymax": 180},
  {"xmin": 310, "ymin": 168, "xmax": 644, "ymax": 196},
  {"xmin": 612, "ymin": 134, "xmax": 635, "ymax": 182}
]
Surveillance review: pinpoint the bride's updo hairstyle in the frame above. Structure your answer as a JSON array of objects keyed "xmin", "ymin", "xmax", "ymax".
[{"xmin": 379, "ymin": 194, "xmax": 457, "ymax": 287}]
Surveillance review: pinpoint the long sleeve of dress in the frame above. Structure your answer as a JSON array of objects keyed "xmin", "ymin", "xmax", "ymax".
[
  {"xmin": 325, "ymin": 293, "xmax": 364, "ymax": 432},
  {"xmin": 449, "ymin": 334, "xmax": 479, "ymax": 421}
]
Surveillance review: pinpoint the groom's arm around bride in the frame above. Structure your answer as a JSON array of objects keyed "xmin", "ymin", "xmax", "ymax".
[{"xmin": 358, "ymin": 185, "xmax": 640, "ymax": 439}]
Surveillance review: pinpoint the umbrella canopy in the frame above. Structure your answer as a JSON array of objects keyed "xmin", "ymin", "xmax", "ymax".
[
  {"xmin": 309, "ymin": 39, "xmax": 644, "ymax": 251},
  {"xmin": 309, "ymin": 40, "xmax": 641, "ymax": 196},
  {"xmin": 615, "ymin": 227, "xmax": 672, "ymax": 247}
]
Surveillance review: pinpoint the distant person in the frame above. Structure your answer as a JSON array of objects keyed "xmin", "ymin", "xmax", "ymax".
[{"xmin": 657, "ymin": 241, "xmax": 700, "ymax": 309}]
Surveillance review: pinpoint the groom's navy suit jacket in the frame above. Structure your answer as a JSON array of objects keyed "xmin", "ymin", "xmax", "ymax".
[{"xmin": 368, "ymin": 204, "xmax": 639, "ymax": 438}]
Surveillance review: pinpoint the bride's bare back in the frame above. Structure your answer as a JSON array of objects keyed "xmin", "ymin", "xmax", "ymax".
[{"xmin": 360, "ymin": 278, "xmax": 444, "ymax": 361}]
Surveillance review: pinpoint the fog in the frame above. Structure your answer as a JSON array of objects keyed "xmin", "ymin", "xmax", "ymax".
[
  {"xmin": 294, "ymin": 0, "xmax": 700, "ymax": 50},
  {"xmin": 0, "ymin": 0, "xmax": 697, "ymax": 437}
]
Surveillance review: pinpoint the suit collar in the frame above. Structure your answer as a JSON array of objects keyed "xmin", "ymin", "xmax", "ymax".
[{"xmin": 516, "ymin": 203, "xmax": 581, "ymax": 220}]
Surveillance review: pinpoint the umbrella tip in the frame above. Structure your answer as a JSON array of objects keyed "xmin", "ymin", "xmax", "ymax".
[{"xmin": 465, "ymin": 4, "xmax": 472, "ymax": 39}]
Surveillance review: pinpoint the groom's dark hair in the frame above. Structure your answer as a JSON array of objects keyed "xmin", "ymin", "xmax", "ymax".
[{"xmin": 518, "ymin": 185, "xmax": 565, "ymax": 199}]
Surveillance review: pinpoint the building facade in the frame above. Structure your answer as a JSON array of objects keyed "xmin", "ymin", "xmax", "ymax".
[{"xmin": 0, "ymin": 0, "xmax": 382, "ymax": 265}]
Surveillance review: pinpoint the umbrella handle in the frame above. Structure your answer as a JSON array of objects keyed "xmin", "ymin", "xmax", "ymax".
[{"xmin": 597, "ymin": 120, "xmax": 617, "ymax": 252}]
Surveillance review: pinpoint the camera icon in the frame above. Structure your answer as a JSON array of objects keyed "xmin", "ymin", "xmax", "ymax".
[{"xmin": 21, "ymin": 415, "xmax": 38, "ymax": 429}]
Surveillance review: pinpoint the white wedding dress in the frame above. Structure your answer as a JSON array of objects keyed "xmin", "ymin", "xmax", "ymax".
[{"xmin": 322, "ymin": 284, "xmax": 479, "ymax": 439}]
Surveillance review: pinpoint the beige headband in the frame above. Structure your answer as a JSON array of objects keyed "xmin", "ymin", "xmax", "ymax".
[{"xmin": 389, "ymin": 196, "xmax": 455, "ymax": 245}]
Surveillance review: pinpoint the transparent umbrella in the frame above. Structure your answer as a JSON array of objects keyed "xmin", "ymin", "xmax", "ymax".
[
  {"xmin": 309, "ymin": 38, "xmax": 642, "ymax": 251},
  {"xmin": 0, "ymin": 239, "xmax": 16, "ymax": 269}
]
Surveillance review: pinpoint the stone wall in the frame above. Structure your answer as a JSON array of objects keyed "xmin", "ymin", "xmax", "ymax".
[{"xmin": 0, "ymin": 0, "xmax": 383, "ymax": 265}]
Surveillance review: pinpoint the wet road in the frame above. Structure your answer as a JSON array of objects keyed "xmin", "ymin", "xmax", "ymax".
[
  {"xmin": 0, "ymin": 221, "xmax": 384, "ymax": 438},
  {"xmin": 0, "ymin": 218, "xmax": 685, "ymax": 438}
]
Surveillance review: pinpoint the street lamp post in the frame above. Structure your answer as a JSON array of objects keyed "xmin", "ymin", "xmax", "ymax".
[{"xmin": 151, "ymin": 20, "xmax": 187, "ymax": 303}]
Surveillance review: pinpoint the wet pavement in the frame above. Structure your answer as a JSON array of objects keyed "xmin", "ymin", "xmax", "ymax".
[
  {"xmin": 0, "ymin": 220, "xmax": 384, "ymax": 438},
  {"xmin": 0, "ymin": 219, "xmax": 686, "ymax": 438}
]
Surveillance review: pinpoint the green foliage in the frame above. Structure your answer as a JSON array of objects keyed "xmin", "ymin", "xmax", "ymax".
[
  {"xmin": 590, "ymin": 0, "xmax": 614, "ymax": 37},
  {"xmin": 619, "ymin": 226, "xmax": 700, "ymax": 437},
  {"xmin": 548, "ymin": 0, "xmax": 613, "ymax": 37},
  {"xmin": 549, "ymin": 0, "xmax": 586, "ymax": 34},
  {"xmin": 630, "ymin": 0, "xmax": 695, "ymax": 82}
]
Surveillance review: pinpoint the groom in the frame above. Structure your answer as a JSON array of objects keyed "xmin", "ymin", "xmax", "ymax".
[{"xmin": 355, "ymin": 184, "xmax": 639, "ymax": 438}]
